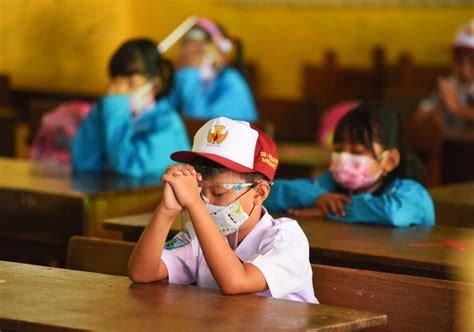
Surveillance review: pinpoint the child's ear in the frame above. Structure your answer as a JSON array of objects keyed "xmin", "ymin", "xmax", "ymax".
[
  {"xmin": 253, "ymin": 182, "xmax": 270, "ymax": 205},
  {"xmin": 382, "ymin": 149, "xmax": 401, "ymax": 174}
]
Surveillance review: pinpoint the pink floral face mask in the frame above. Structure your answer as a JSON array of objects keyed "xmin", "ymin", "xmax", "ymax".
[{"xmin": 330, "ymin": 151, "xmax": 388, "ymax": 190}]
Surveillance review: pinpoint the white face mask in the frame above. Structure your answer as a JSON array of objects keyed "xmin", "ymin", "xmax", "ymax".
[
  {"xmin": 200, "ymin": 54, "xmax": 218, "ymax": 82},
  {"xmin": 129, "ymin": 81, "xmax": 155, "ymax": 116},
  {"xmin": 205, "ymin": 199, "xmax": 250, "ymax": 236}
]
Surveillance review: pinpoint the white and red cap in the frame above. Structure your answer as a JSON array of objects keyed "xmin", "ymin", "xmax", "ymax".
[
  {"xmin": 454, "ymin": 19, "xmax": 474, "ymax": 54},
  {"xmin": 171, "ymin": 117, "xmax": 279, "ymax": 181}
]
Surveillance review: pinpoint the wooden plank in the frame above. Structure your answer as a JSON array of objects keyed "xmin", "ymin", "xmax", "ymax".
[
  {"xmin": 0, "ymin": 261, "xmax": 387, "ymax": 331},
  {"xmin": 104, "ymin": 213, "xmax": 474, "ymax": 280},
  {"xmin": 312, "ymin": 264, "xmax": 473, "ymax": 331},
  {"xmin": 301, "ymin": 218, "xmax": 474, "ymax": 279},
  {"xmin": 66, "ymin": 236, "xmax": 135, "ymax": 276}
]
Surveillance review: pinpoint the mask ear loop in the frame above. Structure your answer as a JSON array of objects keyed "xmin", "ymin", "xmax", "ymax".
[{"xmin": 376, "ymin": 150, "xmax": 390, "ymax": 177}]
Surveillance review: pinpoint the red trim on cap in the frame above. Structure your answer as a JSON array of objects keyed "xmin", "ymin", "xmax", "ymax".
[{"xmin": 171, "ymin": 151, "xmax": 255, "ymax": 173}]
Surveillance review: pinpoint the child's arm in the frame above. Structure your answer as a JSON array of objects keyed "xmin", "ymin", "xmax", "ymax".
[
  {"xmin": 265, "ymin": 172, "xmax": 337, "ymax": 212},
  {"xmin": 164, "ymin": 165, "xmax": 268, "ymax": 295},
  {"xmin": 128, "ymin": 175, "xmax": 184, "ymax": 283},
  {"xmin": 71, "ymin": 106, "xmax": 104, "ymax": 172},
  {"xmin": 172, "ymin": 68, "xmax": 257, "ymax": 122},
  {"xmin": 329, "ymin": 180, "xmax": 435, "ymax": 227},
  {"xmin": 99, "ymin": 95, "xmax": 190, "ymax": 177}
]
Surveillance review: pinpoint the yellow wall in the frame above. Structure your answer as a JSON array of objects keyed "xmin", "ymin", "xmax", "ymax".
[
  {"xmin": 0, "ymin": 0, "xmax": 130, "ymax": 94},
  {"xmin": 0, "ymin": 0, "xmax": 472, "ymax": 98}
]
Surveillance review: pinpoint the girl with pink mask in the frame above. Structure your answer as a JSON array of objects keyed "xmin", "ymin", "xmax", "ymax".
[{"xmin": 266, "ymin": 104, "xmax": 435, "ymax": 227}]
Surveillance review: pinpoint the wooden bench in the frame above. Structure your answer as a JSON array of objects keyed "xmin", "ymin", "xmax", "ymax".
[
  {"xmin": 66, "ymin": 236, "xmax": 135, "ymax": 276},
  {"xmin": 65, "ymin": 236, "xmax": 470, "ymax": 331},
  {"xmin": 312, "ymin": 264, "xmax": 472, "ymax": 331}
]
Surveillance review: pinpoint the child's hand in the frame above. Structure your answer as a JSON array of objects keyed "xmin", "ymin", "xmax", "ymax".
[
  {"xmin": 438, "ymin": 77, "xmax": 462, "ymax": 114},
  {"xmin": 161, "ymin": 165, "xmax": 202, "ymax": 209},
  {"xmin": 315, "ymin": 193, "xmax": 352, "ymax": 217},
  {"xmin": 158, "ymin": 181, "xmax": 184, "ymax": 217},
  {"xmin": 107, "ymin": 77, "xmax": 130, "ymax": 95},
  {"xmin": 288, "ymin": 207, "xmax": 325, "ymax": 218}
]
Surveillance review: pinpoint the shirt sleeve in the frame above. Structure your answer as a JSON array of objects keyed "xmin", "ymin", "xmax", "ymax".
[
  {"xmin": 172, "ymin": 67, "xmax": 258, "ymax": 122},
  {"xmin": 329, "ymin": 179, "xmax": 435, "ymax": 227},
  {"xmin": 161, "ymin": 242, "xmax": 197, "ymax": 285},
  {"xmin": 72, "ymin": 104, "xmax": 104, "ymax": 172},
  {"xmin": 100, "ymin": 96, "xmax": 190, "ymax": 177},
  {"xmin": 246, "ymin": 223, "xmax": 312, "ymax": 299},
  {"xmin": 265, "ymin": 172, "xmax": 337, "ymax": 212}
]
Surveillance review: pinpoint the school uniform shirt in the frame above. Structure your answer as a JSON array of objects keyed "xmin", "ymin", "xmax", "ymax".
[
  {"xmin": 72, "ymin": 95, "xmax": 190, "ymax": 177},
  {"xmin": 265, "ymin": 171, "xmax": 435, "ymax": 227},
  {"xmin": 166, "ymin": 66, "xmax": 258, "ymax": 122},
  {"xmin": 161, "ymin": 208, "xmax": 318, "ymax": 304}
]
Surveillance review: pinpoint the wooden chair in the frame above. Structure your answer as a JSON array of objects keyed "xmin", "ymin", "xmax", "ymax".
[
  {"xmin": 312, "ymin": 264, "xmax": 472, "ymax": 331},
  {"xmin": 0, "ymin": 75, "xmax": 10, "ymax": 106},
  {"xmin": 256, "ymin": 97, "xmax": 321, "ymax": 142},
  {"xmin": 303, "ymin": 48, "xmax": 386, "ymax": 108},
  {"xmin": 66, "ymin": 236, "xmax": 134, "ymax": 276}
]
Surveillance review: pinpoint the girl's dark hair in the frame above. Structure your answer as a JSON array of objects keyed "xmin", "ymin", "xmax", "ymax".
[
  {"xmin": 333, "ymin": 103, "xmax": 426, "ymax": 185},
  {"xmin": 108, "ymin": 38, "xmax": 174, "ymax": 97}
]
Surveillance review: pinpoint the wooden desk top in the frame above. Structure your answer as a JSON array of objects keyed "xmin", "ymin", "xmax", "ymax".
[
  {"xmin": 0, "ymin": 157, "xmax": 163, "ymax": 197},
  {"xmin": 277, "ymin": 142, "xmax": 331, "ymax": 167},
  {"xmin": 0, "ymin": 261, "xmax": 386, "ymax": 331},
  {"xmin": 104, "ymin": 213, "xmax": 474, "ymax": 280},
  {"xmin": 299, "ymin": 218, "xmax": 474, "ymax": 279}
]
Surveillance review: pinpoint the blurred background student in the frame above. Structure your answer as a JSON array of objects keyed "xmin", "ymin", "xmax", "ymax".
[
  {"xmin": 411, "ymin": 20, "xmax": 474, "ymax": 141},
  {"xmin": 166, "ymin": 17, "xmax": 258, "ymax": 122},
  {"xmin": 72, "ymin": 38, "xmax": 190, "ymax": 177}
]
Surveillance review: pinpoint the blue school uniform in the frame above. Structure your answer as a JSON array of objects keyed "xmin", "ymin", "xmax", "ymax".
[
  {"xmin": 265, "ymin": 172, "xmax": 435, "ymax": 227},
  {"xmin": 72, "ymin": 95, "xmax": 190, "ymax": 177},
  {"xmin": 167, "ymin": 67, "xmax": 258, "ymax": 122}
]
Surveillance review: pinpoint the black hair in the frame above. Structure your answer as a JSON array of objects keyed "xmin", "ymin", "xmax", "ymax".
[
  {"xmin": 190, "ymin": 157, "xmax": 268, "ymax": 183},
  {"xmin": 108, "ymin": 38, "xmax": 174, "ymax": 97},
  {"xmin": 333, "ymin": 103, "xmax": 426, "ymax": 185}
]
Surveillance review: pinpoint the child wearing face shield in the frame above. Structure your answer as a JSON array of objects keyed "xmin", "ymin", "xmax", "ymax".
[
  {"xmin": 265, "ymin": 104, "xmax": 435, "ymax": 227},
  {"xmin": 128, "ymin": 117, "xmax": 317, "ymax": 303},
  {"xmin": 72, "ymin": 38, "xmax": 190, "ymax": 177},
  {"xmin": 165, "ymin": 18, "xmax": 258, "ymax": 122}
]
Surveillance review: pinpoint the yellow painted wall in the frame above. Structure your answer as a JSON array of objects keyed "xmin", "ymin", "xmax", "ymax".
[
  {"xmin": 0, "ymin": 0, "xmax": 472, "ymax": 98},
  {"xmin": 0, "ymin": 0, "xmax": 130, "ymax": 94}
]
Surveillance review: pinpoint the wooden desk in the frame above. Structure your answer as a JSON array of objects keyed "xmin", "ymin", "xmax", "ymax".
[
  {"xmin": 0, "ymin": 157, "xmax": 163, "ymax": 265},
  {"xmin": 105, "ymin": 213, "xmax": 474, "ymax": 280},
  {"xmin": 300, "ymin": 218, "xmax": 474, "ymax": 280},
  {"xmin": 429, "ymin": 182, "xmax": 474, "ymax": 228},
  {"xmin": 0, "ymin": 261, "xmax": 386, "ymax": 331}
]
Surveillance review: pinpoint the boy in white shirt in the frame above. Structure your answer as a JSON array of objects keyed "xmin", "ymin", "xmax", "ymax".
[{"xmin": 128, "ymin": 117, "xmax": 317, "ymax": 303}]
